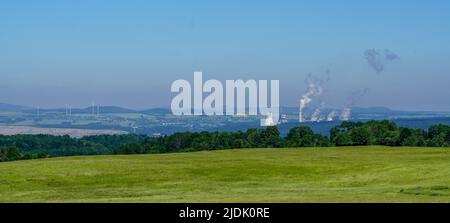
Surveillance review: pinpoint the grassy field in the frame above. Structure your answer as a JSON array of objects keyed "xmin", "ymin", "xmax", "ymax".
[{"xmin": 1, "ymin": 146, "xmax": 450, "ymax": 203}]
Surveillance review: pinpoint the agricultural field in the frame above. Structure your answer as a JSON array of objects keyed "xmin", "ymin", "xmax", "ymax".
[{"xmin": 1, "ymin": 146, "xmax": 450, "ymax": 202}]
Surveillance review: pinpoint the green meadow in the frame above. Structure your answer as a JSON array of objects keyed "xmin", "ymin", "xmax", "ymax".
[{"xmin": 1, "ymin": 146, "xmax": 450, "ymax": 203}]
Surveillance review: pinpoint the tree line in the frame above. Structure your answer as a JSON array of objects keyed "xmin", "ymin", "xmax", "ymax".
[{"xmin": 0, "ymin": 120, "xmax": 449, "ymax": 162}]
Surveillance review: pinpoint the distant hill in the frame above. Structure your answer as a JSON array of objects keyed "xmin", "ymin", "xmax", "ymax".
[
  {"xmin": 0, "ymin": 103, "xmax": 31, "ymax": 112},
  {"xmin": 141, "ymin": 108, "xmax": 171, "ymax": 115},
  {"xmin": 2, "ymin": 102, "xmax": 448, "ymax": 117},
  {"xmin": 20, "ymin": 106, "xmax": 138, "ymax": 114},
  {"xmin": 82, "ymin": 106, "xmax": 137, "ymax": 113},
  {"xmin": 351, "ymin": 106, "xmax": 395, "ymax": 114}
]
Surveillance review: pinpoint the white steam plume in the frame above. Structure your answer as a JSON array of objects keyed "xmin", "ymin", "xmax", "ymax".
[
  {"xmin": 339, "ymin": 108, "xmax": 352, "ymax": 121},
  {"xmin": 340, "ymin": 88, "xmax": 369, "ymax": 121},
  {"xmin": 310, "ymin": 102, "xmax": 325, "ymax": 122},
  {"xmin": 327, "ymin": 110, "xmax": 337, "ymax": 121},
  {"xmin": 299, "ymin": 74, "xmax": 325, "ymax": 122}
]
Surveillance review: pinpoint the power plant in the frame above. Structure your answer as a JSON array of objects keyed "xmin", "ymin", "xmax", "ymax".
[
  {"xmin": 298, "ymin": 108, "xmax": 349, "ymax": 123},
  {"xmin": 262, "ymin": 112, "xmax": 275, "ymax": 126},
  {"xmin": 297, "ymin": 72, "xmax": 368, "ymax": 123}
]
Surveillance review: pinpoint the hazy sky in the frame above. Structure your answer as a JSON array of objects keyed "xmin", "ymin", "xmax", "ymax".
[{"xmin": 1, "ymin": 0, "xmax": 450, "ymax": 110}]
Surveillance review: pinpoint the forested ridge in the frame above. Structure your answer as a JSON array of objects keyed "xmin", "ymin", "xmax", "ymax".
[{"xmin": 1, "ymin": 120, "xmax": 449, "ymax": 162}]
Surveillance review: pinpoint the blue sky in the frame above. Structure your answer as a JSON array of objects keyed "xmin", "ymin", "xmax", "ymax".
[{"xmin": 1, "ymin": 0, "xmax": 450, "ymax": 110}]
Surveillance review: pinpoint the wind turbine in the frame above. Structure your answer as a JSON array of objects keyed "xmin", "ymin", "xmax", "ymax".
[{"xmin": 131, "ymin": 126, "xmax": 139, "ymax": 134}]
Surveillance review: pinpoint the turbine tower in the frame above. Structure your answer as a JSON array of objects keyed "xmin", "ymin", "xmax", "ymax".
[{"xmin": 299, "ymin": 101, "xmax": 303, "ymax": 122}]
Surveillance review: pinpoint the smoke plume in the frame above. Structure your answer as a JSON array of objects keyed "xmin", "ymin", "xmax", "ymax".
[
  {"xmin": 310, "ymin": 102, "xmax": 325, "ymax": 122},
  {"xmin": 384, "ymin": 49, "xmax": 399, "ymax": 61},
  {"xmin": 339, "ymin": 108, "xmax": 352, "ymax": 121},
  {"xmin": 364, "ymin": 49, "xmax": 399, "ymax": 73},
  {"xmin": 327, "ymin": 110, "xmax": 337, "ymax": 121},
  {"xmin": 339, "ymin": 88, "xmax": 369, "ymax": 121},
  {"xmin": 299, "ymin": 74, "xmax": 325, "ymax": 122}
]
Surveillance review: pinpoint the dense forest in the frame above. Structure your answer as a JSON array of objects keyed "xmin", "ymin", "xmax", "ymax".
[{"xmin": 1, "ymin": 120, "xmax": 449, "ymax": 162}]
